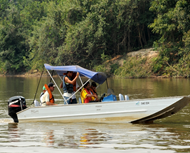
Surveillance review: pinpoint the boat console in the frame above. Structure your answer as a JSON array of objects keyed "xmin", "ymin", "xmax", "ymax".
[{"xmin": 102, "ymin": 94, "xmax": 117, "ymax": 102}]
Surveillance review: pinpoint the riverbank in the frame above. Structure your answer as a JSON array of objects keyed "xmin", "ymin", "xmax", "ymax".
[
  {"xmin": 1, "ymin": 48, "xmax": 158, "ymax": 78},
  {"xmin": 0, "ymin": 71, "xmax": 50, "ymax": 77},
  {"xmin": 1, "ymin": 47, "xmax": 189, "ymax": 78},
  {"xmin": 93, "ymin": 48, "xmax": 161, "ymax": 78},
  {"xmin": 93, "ymin": 47, "xmax": 190, "ymax": 78}
]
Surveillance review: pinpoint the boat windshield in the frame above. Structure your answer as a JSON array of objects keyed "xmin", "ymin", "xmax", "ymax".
[{"xmin": 107, "ymin": 88, "xmax": 115, "ymax": 95}]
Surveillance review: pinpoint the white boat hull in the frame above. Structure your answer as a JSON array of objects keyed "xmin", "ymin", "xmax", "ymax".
[{"xmin": 17, "ymin": 96, "xmax": 190, "ymax": 123}]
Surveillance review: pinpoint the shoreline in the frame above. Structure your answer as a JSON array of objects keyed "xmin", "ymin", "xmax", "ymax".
[
  {"xmin": 0, "ymin": 72, "xmax": 50, "ymax": 77},
  {"xmin": 1, "ymin": 48, "xmax": 189, "ymax": 79},
  {"xmin": 0, "ymin": 72, "xmax": 187, "ymax": 79}
]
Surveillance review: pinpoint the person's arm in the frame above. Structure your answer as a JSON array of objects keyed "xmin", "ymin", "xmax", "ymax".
[
  {"xmin": 46, "ymin": 101, "xmax": 57, "ymax": 105},
  {"xmin": 65, "ymin": 72, "xmax": 79, "ymax": 85},
  {"xmin": 60, "ymin": 82, "xmax": 63, "ymax": 88},
  {"xmin": 86, "ymin": 93, "xmax": 98, "ymax": 99},
  {"xmin": 45, "ymin": 92, "xmax": 57, "ymax": 105}
]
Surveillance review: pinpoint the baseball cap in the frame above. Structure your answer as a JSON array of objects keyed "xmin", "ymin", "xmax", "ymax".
[
  {"xmin": 48, "ymin": 82, "xmax": 55, "ymax": 88},
  {"xmin": 42, "ymin": 86, "xmax": 46, "ymax": 90}
]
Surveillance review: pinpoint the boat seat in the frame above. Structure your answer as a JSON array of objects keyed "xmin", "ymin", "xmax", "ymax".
[
  {"xmin": 79, "ymin": 97, "xmax": 82, "ymax": 104},
  {"xmin": 125, "ymin": 95, "xmax": 129, "ymax": 100},
  {"xmin": 34, "ymin": 100, "xmax": 41, "ymax": 107},
  {"xmin": 119, "ymin": 94, "xmax": 124, "ymax": 101}
]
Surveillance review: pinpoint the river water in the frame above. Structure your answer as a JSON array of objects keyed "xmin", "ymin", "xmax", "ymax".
[{"xmin": 1, "ymin": 77, "xmax": 190, "ymax": 153}]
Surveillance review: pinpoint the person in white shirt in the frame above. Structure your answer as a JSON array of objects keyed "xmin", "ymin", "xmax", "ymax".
[{"xmin": 41, "ymin": 83, "xmax": 57, "ymax": 106}]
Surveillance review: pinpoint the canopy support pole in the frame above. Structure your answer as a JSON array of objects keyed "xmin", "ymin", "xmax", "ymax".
[
  {"xmin": 79, "ymin": 75, "xmax": 83, "ymax": 86},
  {"xmin": 32, "ymin": 67, "xmax": 44, "ymax": 104},
  {"xmin": 57, "ymin": 74, "xmax": 90, "ymax": 102},
  {"xmin": 50, "ymin": 70, "xmax": 54, "ymax": 82},
  {"xmin": 57, "ymin": 73, "xmax": 88, "ymax": 104},
  {"xmin": 46, "ymin": 69, "xmax": 68, "ymax": 105},
  {"xmin": 106, "ymin": 79, "xmax": 109, "ymax": 90},
  {"xmin": 58, "ymin": 75, "xmax": 62, "ymax": 81},
  {"xmin": 68, "ymin": 78, "xmax": 91, "ymax": 100}
]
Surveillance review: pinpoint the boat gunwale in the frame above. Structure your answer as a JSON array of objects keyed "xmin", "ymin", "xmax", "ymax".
[
  {"xmin": 18, "ymin": 109, "xmax": 147, "ymax": 120},
  {"xmin": 17, "ymin": 96, "xmax": 187, "ymax": 115}
]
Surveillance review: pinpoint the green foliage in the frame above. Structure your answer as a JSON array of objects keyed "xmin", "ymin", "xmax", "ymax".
[
  {"xmin": 148, "ymin": 0, "xmax": 190, "ymax": 77},
  {"xmin": 152, "ymin": 57, "xmax": 163, "ymax": 73},
  {"xmin": 0, "ymin": 0, "xmax": 46, "ymax": 73},
  {"xmin": 0, "ymin": 0, "xmax": 156, "ymax": 73},
  {"xmin": 93, "ymin": 64, "xmax": 107, "ymax": 73},
  {"xmin": 114, "ymin": 56, "xmax": 152, "ymax": 78},
  {"xmin": 101, "ymin": 52, "xmax": 111, "ymax": 62},
  {"xmin": 1, "ymin": 0, "xmax": 190, "ymax": 78},
  {"xmin": 110, "ymin": 63, "xmax": 119, "ymax": 74}
]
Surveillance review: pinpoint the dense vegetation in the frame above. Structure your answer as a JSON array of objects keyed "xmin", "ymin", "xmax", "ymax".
[{"xmin": 0, "ymin": 0, "xmax": 190, "ymax": 77}]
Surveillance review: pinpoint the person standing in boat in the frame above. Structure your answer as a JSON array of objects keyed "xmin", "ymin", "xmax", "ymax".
[
  {"xmin": 60, "ymin": 71, "xmax": 79, "ymax": 104},
  {"xmin": 81, "ymin": 82, "xmax": 98, "ymax": 103},
  {"xmin": 41, "ymin": 83, "xmax": 57, "ymax": 106},
  {"xmin": 71, "ymin": 72, "xmax": 80, "ymax": 104}
]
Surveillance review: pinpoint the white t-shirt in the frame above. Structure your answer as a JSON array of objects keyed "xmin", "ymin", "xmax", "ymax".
[{"xmin": 40, "ymin": 91, "xmax": 49, "ymax": 106}]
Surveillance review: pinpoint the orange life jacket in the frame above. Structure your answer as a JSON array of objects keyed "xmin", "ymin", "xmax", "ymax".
[{"xmin": 44, "ymin": 84, "xmax": 54, "ymax": 103}]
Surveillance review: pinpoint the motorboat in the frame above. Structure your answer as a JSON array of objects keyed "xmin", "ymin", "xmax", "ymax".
[{"xmin": 8, "ymin": 64, "xmax": 190, "ymax": 123}]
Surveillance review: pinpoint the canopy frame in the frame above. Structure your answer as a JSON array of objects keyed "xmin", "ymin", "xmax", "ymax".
[
  {"xmin": 44, "ymin": 64, "xmax": 107, "ymax": 105},
  {"xmin": 46, "ymin": 69, "xmax": 68, "ymax": 104}
]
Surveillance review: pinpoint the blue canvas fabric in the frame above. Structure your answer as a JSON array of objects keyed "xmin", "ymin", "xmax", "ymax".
[{"xmin": 44, "ymin": 64, "xmax": 107, "ymax": 84}]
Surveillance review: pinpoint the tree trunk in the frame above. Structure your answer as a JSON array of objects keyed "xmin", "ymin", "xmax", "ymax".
[
  {"xmin": 128, "ymin": 30, "xmax": 131, "ymax": 51},
  {"xmin": 138, "ymin": 26, "xmax": 143, "ymax": 48}
]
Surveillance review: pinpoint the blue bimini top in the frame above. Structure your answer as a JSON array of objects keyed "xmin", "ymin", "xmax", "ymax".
[{"xmin": 44, "ymin": 64, "xmax": 107, "ymax": 84}]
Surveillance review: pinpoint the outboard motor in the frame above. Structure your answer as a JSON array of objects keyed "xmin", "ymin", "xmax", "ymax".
[{"xmin": 8, "ymin": 96, "xmax": 27, "ymax": 123}]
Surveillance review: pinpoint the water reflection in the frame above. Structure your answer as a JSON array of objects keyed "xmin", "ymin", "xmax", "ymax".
[
  {"xmin": 0, "ymin": 121, "xmax": 189, "ymax": 152},
  {"xmin": 8, "ymin": 123, "xmax": 20, "ymax": 142},
  {"xmin": 44, "ymin": 130, "xmax": 54, "ymax": 147}
]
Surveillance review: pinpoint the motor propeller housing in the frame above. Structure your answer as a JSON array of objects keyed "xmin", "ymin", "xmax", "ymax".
[{"xmin": 8, "ymin": 96, "xmax": 27, "ymax": 123}]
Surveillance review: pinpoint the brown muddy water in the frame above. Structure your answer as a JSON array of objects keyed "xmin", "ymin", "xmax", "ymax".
[{"xmin": 0, "ymin": 77, "xmax": 190, "ymax": 153}]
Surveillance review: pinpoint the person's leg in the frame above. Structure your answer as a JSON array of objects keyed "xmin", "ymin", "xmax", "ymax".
[
  {"xmin": 64, "ymin": 96, "xmax": 70, "ymax": 105},
  {"xmin": 71, "ymin": 98, "xmax": 77, "ymax": 104}
]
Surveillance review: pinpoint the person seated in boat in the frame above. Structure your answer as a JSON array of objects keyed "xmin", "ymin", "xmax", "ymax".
[
  {"xmin": 41, "ymin": 83, "xmax": 57, "ymax": 106},
  {"xmin": 40, "ymin": 86, "xmax": 46, "ymax": 103},
  {"xmin": 60, "ymin": 71, "xmax": 79, "ymax": 104},
  {"xmin": 89, "ymin": 82, "xmax": 99, "ymax": 101},
  {"xmin": 81, "ymin": 82, "xmax": 98, "ymax": 103}
]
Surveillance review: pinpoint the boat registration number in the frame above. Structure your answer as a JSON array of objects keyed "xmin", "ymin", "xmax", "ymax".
[
  {"xmin": 136, "ymin": 101, "xmax": 149, "ymax": 105},
  {"xmin": 31, "ymin": 110, "xmax": 39, "ymax": 113}
]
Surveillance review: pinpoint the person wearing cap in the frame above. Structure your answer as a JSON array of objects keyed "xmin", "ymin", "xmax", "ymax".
[
  {"xmin": 60, "ymin": 71, "xmax": 79, "ymax": 104},
  {"xmin": 41, "ymin": 82, "xmax": 57, "ymax": 106},
  {"xmin": 89, "ymin": 82, "xmax": 99, "ymax": 101},
  {"xmin": 40, "ymin": 86, "xmax": 46, "ymax": 103}
]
